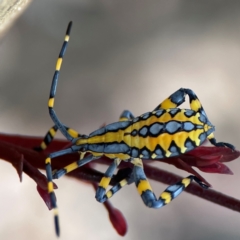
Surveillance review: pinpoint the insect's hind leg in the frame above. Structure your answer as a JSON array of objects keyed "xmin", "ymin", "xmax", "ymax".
[
  {"xmin": 154, "ymin": 88, "xmax": 206, "ymax": 115},
  {"xmin": 208, "ymin": 134, "xmax": 235, "ymax": 150},
  {"xmin": 183, "ymin": 89, "xmax": 235, "ymax": 149},
  {"xmin": 155, "ymin": 88, "xmax": 235, "ymax": 150},
  {"xmin": 154, "ymin": 88, "xmax": 186, "ymax": 110},
  {"xmin": 131, "ymin": 158, "xmax": 208, "ymax": 208}
]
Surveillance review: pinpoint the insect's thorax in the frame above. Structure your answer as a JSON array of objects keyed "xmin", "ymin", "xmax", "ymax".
[{"xmin": 77, "ymin": 108, "xmax": 214, "ymax": 159}]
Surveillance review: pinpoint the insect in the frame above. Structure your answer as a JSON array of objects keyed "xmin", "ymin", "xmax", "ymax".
[{"xmin": 42, "ymin": 21, "xmax": 235, "ymax": 236}]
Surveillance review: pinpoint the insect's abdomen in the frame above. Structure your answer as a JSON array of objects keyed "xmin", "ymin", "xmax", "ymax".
[
  {"xmin": 82, "ymin": 108, "xmax": 209, "ymax": 159},
  {"xmin": 128, "ymin": 109, "xmax": 207, "ymax": 159}
]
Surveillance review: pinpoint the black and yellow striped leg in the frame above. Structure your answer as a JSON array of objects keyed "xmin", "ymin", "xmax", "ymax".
[
  {"xmin": 208, "ymin": 134, "xmax": 235, "ymax": 150},
  {"xmin": 34, "ymin": 125, "xmax": 58, "ymax": 151},
  {"xmin": 45, "ymin": 147, "xmax": 77, "ymax": 236},
  {"xmin": 45, "ymin": 22, "xmax": 81, "ymax": 237},
  {"xmin": 183, "ymin": 89, "xmax": 235, "ymax": 150},
  {"xmin": 34, "ymin": 124, "xmax": 82, "ymax": 152},
  {"xmin": 95, "ymin": 158, "xmax": 131, "ymax": 202},
  {"xmin": 52, "ymin": 153, "xmax": 98, "ymax": 179},
  {"xmin": 155, "ymin": 88, "xmax": 235, "ymax": 150},
  {"xmin": 46, "ymin": 148, "xmax": 99, "ymax": 236},
  {"xmin": 93, "ymin": 111, "xmax": 134, "ymax": 202},
  {"xmin": 154, "ymin": 88, "xmax": 207, "ymax": 116},
  {"xmin": 154, "ymin": 88, "xmax": 186, "ymax": 110},
  {"xmin": 132, "ymin": 158, "xmax": 208, "ymax": 208}
]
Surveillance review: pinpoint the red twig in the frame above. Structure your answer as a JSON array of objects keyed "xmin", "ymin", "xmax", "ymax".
[{"xmin": 0, "ymin": 132, "xmax": 239, "ymax": 236}]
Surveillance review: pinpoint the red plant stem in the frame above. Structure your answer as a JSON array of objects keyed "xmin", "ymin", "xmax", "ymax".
[{"xmin": 0, "ymin": 133, "xmax": 240, "ymax": 213}]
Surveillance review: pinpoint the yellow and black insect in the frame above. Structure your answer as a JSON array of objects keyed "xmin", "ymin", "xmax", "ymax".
[{"xmin": 42, "ymin": 21, "xmax": 235, "ymax": 236}]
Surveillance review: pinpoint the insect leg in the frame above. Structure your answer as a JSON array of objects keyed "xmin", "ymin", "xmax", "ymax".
[
  {"xmin": 34, "ymin": 125, "xmax": 58, "ymax": 151},
  {"xmin": 181, "ymin": 89, "xmax": 235, "ymax": 150},
  {"xmin": 154, "ymin": 88, "xmax": 206, "ymax": 114},
  {"xmin": 155, "ymin": 88, "xmax": 235, "ymax": 150},
  {"xmin": 95, "ymin": 158, "xmax": 127, "ymax": 202},
  {"xmin": 34, "ymin": 124, "xmax": 82, "ymax": 152},
  {"xmin": 97, "ymin": 108, "xmax": 134, "ymax": 202},
  {"xmin": 52, "ymin": 153, "xmax": 99, "ymax": 179},
  {"xmin": 52, "ymin": 110, "xmax": 135, "ymax": 179},
  {"xmin": 51, "ymin": 110, "xmax": 134, "ymax": 181},
  {"xmin": 47, "ymin": 150, "xmax": 100, "ymax": 236},
  {"xmin": 45, "ymin": 147, "xmax": 78, "ymax": 236},
  {"xmin": 208, "ymin": 133, "xmax": 235, "ymax": 150},
  {"xmin": 181, "ymin": 88, "xmax": 207, "ymax": 115},
  {"xmin": 154, "ymin": 88, "xmax": 186, "ymax": 110},
  {"xmin": 132, "ymin": 158, "xmax": 208, "ymax": 208}
]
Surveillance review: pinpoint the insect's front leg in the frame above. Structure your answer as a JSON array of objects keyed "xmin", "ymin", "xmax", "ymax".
[
  {"xmin": 34, "ymin": 124, "xmax": 82, "ymax": 152},
  {"xmin": 52, "ymin": 153, "xmax": 99, "ymax": 179},
  {"xmin": 45, "ymin": 147, "xmax": 78, "ymax": 236}
]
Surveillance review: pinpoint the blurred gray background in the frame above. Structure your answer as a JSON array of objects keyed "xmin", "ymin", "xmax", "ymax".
[{"xmin": 1, "ymin": 1, "xmax": 240, "ymax": 239}]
